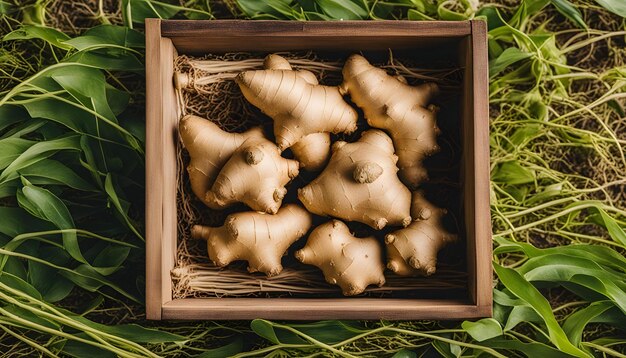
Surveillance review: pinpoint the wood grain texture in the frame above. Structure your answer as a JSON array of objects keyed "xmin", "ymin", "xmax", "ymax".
[
  {"xmin": 162, "ymin": 20, "xmax": 471, "ymax": 37},
  {"xmin": 162, "ymin": 298, "xmax": 489, "ymax": 320},
  {"xmin": 470, "ymin": 20, "xmax": 492, "ymax": 314},
  {"xmin": 160, "ymin": 37, "xmax": 178, "ymax": 309},
  {"xmin": 145, "ymin": 18, "xmax": 163, "ymax": 320}
]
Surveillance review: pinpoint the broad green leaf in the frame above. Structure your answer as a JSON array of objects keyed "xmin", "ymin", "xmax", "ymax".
[
  {"xmin": 3, "ymin": 25, "xmax": 71, "ymax": 49},
  {"xmin": 594, "ymin": 0, "xmax": 626, "ymax": 17},
  {"xmin": 494, "ymin": 264, "xmax": 589, "ymax": 357},
  {"xmin": 237, "ymin": 0, "xmax": 295, "ymax": 18},
  {"xmin": 0, "ymin": 135, "xmax": 81, "ymax": 183},
  {"xmin": 67, "ymin": 51, "xmax": 144, "ymax": 72},
  {"xmin": 492, "ymin": 160, "xmax": 535, "ymax": 185},
  {"xmin": 0, "ymin": 138, "xmax": 34, "ymax": 170},
  {"xmin": 197, "ymin": 337, "xmax": 246, "ymax": 358},
  {"xmin": 69, "ymin": 316, "xmax": 186, "ymax": 343},
  {"xmin": 489, "ymin": 47, "xmax": 533, "ymax": 78},
  {"xmin": 0, "ymin": 272, "xmax": 42, "ymax": 300},
  {"xmin": 315, "ymin": 0, "xmax": 368, "ymax": 20},
  {"xmin": 563, "ymin": 301, "xmax": 614, "ymax": 346},
  {"xmin": 0, "ymin": 105, "xmax": 28, "ymax": 133},
  {"xmin": 61, "ymin": 341, "xmax": 114, "ymax": 358},
  {"xmin": 462, "ymin": 318, "xmax": 503, "ymax": 341},
  {"xmin": 20, "ymin": 183, "xmax": 86, "ymax": 264},
  {"xmin": 587, "ymin": 207, "xmax": 626, "ymax": 247},
  {"xmin": 0, "ymin": 207, "xmax": 52, "ymax": 237},
  {"xmin": 504, "ymin": 305, "xmax": 542, "ymax": 331},
  {"xmin": 59, "ymin": 264, "xmax": 139, "ymax": 302},
  {"xmin": 251, "ymin": 319, "xmax": 365, "ymax": 345},
  {"xmin": 391, "ymin": 348, "xmax": 418, "ymax": 358},
  {"xmin": 122, "ymin": 0, "xmax": 208, "ymax": 24},
  {"xmin": 105, "ymin": 174, "xmax": 143, "ymax": 240},
  {"xmin": 29, "ymin": 259, "xmax": 75, "ymax": 302},
  {"xmin": 19, "ymin": 159, "xmax": 95, "ymax": 191},
  {"xmin": 63, "ymin": 25, "xmax": 145, "ymax": 51},
  {"xmin": 482, "ymin": 337, "xmax": 574, "ymax": 357},
  {"xmin": 551, "ymin": 0, "xmax": 586, "ymax": 28}
]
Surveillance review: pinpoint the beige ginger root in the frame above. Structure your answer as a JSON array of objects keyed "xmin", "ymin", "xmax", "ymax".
[
  {"xmin": 340, "ymin": 54, "xmax": 441, "ymax": 188},
  {"xmin": 298, "ymin": 130, "xmax": 412, "ymax": 230},
  {"xmin": 295, "ymin": 220, "xmax": 386, "ymax": 295},
  {"xmin": 205, "ymin": 136, "xmax": 299, "ymax": 214},
  {"xmin": 236, "ymin": 54, "xmax": 358, "ymax": 169},
  {"xmin": 179, "ymin": 114, "xmax": 265, "ymax": 209},
  {"xmin": 385, "ymin": 191, "xmax": 458, "ymax": 276},
  {"xmin": 192, "ymin": 204, "xmax": 312, "ymax": 277}
]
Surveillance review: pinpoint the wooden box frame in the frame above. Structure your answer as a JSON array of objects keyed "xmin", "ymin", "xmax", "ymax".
[{"xmin": 146, "ymin": 19, "xmax": 491, "ymax": 320}]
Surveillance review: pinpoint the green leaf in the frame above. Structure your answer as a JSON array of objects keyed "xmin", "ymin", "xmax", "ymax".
[
  {"xmin": 551, "ymin": 0, "xmax": 587, "ymax": 28},
  {"xmin": 492, "ymin": 160, "xmax": 535, "ymax": 185},
  {"xmin": 482, "ymin": 337, "xmax": 575, "ymax": 358},
  {"xmin": 3, "ymin": 25, "xmax": 71, "ymax": 49},
  {"xmin": 0, "ymin": 135, "xmax": 81, "ymax": 183},
  {"xmin": 587, "ymin": 207, "xmax": 626, "ymax": 247},
  {"xmin": 122, "ymin": 0, "xmax": 194, "ymax": 23},
  {"xmin": 391, "ymin": 348, "xmax": 418, "ymax": 358},
  {"xmin": 0, "ymin": 138, "xmax": 34, "ymax": 171},
  {"xmin": 489, "ymin": 47, "xmax": 533, "ymax": 78},
  {"xmin": 494, "ymin": 263, "xmax": 589, "ymax": 357},
  {"xmin": 20, "ymin": 183, "xmax": 85, "ymax": 264},
  {"xmin": 19, "ymin": 159, "xmax": 95, "ymax": 191},
  {"xmin": 315, "ymin": 0, "xmax": 368, "ymax": 20},
  {"xmin": 105, "ymin": 174, "xmax": 143, "ymax": 240},
  {"xmin": 251, "ymin": 319, "xmax": 365, "ymax": 345},
  {"xmin": 563, "ymin": 301, "xmax": 614, "ymax": 346},
  {"xmin": 63, "ymin": 25, "xmax": 145, "ymax": 51},
  {"xmin": 594, "ymin": 0, "xmax": 626, "ymax": 17},
  {"xmin": 196, "ymin": 337, "xmax": 245, "ymax": 358},
  {"xmin": 462, "ymin": 318, "xmax": 503, "ymax": 341}
]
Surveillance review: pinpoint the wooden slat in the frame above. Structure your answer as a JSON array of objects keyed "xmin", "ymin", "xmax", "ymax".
[
  {"xmin": 470, "ymin": 20, "xmax": 492, "ymax": 314},
  {"xmin": 145, "ymin": 18, "xmax": 163, "ymax": 320},
  {"xmin": 160, "ymin": 37, "xmax": 178, "ymax": 309},
  {"xmin": 162, "ymin": 298, "xmax": 488, "ymax": 320},
  {"xmin": 162, "ymin": 20, "xmax": 471, "ymax": 37}
]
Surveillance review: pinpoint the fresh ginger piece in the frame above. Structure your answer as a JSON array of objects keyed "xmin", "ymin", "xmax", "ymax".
[
  {"xmin": 236, "ymin": 54, "xmax": 358, "ymax": 159},
  {"xmin": 290, "ymin": 132, "xmax": 331, "ymax": 171},
  {"xmin": 298, "ymin": 130, "xmax": 412, "ymax": 230},
  {"xmin": 192, "ymin": 204, "xmax": 312, "ymax": 277},
  {"xmin": 178, "ymin": 114, "xmax": 265, "ymax": 209},
  {"xmin": 295, "ymin": 220, "xmax": 386, "ymax": 296},
  {"xmin": 340, "ymin": 54, "xmax": 441, "ymax": 189},
  {"xmin": 205, "ymin": 136, "xmax": 299, "ymax": 214},
  {"xmin": 385, "ymin": 191, "xmax": 458, "ymax": 276}
]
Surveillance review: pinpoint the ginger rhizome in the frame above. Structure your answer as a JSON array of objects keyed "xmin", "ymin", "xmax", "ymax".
[
  {"xmin": 236, "ymin": 54, "xmax": 358, "ymax": 170},
  {"xmin": 298, "ymin": 130, "xmax": 412, "ymax": 230},
  {"xmin": 205, "ymin": 136, "xmax": 299, "ymax": 214},
  {"xmin": 192, "ymin": 204, "xmax": 313, "ymax": 277},
  {"xmin": 385, "ymin": 191, "xmax": 457, "ymax": 276},
  {"xmin": 340, "ymin": 54, "xmax": 440, "ymax": 188},
  {"xmin": 295, "ymin": 220, "xmax": 386, "ymax": 296},
  {"xmin": 178, "ymin": 114, "xmax": 265, "ymax": 209}
]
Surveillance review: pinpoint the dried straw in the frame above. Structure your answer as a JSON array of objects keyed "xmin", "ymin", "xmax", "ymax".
[{"xmin": 172, "ymin": 52, "xmax": 466, "ymax": 298}]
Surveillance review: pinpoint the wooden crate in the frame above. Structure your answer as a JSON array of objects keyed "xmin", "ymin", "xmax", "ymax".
[{"xmin": 146, "ymin": 19, "xmax": 491, "ymax": 320}]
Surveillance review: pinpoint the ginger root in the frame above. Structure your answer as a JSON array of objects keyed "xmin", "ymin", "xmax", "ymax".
[
  {"xmin": 295, "ymin": 220, "xmax": 386, "ymax": 296},
  {"xmin": 298, "ymin": 130, "xmax": 412, "ymax": 230},
  {"xmin": 178, "ymin": 114, "xmax": 265, "ymax": 209},
  {"xmin": 192, "ymin": 204, "xmax": 312, "ymax": 277},
  {"xmin": 385, "ymin": 191, "xmax": 457, "ymax": 276},
  {"xmin": 205, "ymin": 136, "xmax": 299, "ymax": 214},
  {"xmin": 340, "ymin": 54, "xmax": 440, "ymax": 188},
  {"xmin": 236, "ymin": 54, "xmax": 358, "ymax": 169}
]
